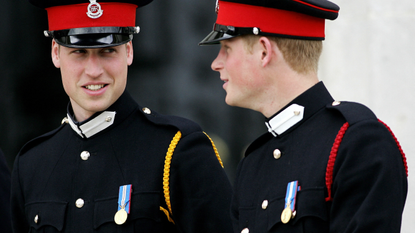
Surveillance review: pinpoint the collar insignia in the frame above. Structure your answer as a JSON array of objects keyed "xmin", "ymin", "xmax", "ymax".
[
  {"xmin": 67, "ymin": 111, "xmax": 116, "ymax": 138},
  {"xmin": 265, "ymin": 104, "xmax": 305, "ymax": 137}
]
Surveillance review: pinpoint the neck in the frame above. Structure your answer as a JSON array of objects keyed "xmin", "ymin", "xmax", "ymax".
[
  {"xmin": 70, "ymin": 100, "xmax": 96, "ymax": 122},
  {"xmin": 257, "ymin": 72, "xmax": 319, "ymax": 118}
]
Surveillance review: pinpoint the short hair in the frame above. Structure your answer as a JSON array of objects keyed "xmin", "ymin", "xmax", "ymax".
[{"xmin": 242, "ymin": 35, "xmax": 322, "ymax": 74}]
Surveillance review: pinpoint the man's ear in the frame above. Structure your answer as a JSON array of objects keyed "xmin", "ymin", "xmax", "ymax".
[
  {"xmin": 51, "ymin": 40, "xmax": 60, "ymax": 68},
  {"xmin": 126, "ymin": 41, "xmax": 134, "ymax": 66},
  {"xmin": 258, "ymin": 37, "xmax": 274, "ymax": 67}
]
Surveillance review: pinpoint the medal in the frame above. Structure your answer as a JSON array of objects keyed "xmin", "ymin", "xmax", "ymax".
[
  {"xmin": 114, "ymin": 184, "xmax": 132, "ymax": 225},
  {"xmin": 281, "ymin": 206, "xmax": 292, "ymax": 224},
  {"xmin": 281, "ymin": 181, "xmax": 299, "ymax": 224},
  {"xmin": 114, "ymin": 208, "xmax": 128, "ymax": 225}
]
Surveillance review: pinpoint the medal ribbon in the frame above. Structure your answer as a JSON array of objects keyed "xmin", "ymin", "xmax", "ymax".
[
  {"xmin": 284, "ymin": 181, "xmax": 298, "ymax": 212},
  {"xmin": 118, "ymin": 184, "xmax": 132, "ymax": 214}
]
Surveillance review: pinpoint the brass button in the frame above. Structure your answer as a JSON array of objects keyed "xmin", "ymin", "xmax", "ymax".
[
  {"xmin": 142, "ymin": 107, "xmax": 151, "ymax": 114},
  {"xmin": 262, "ymin": 200, "xmax": 268, "ymax": 210},
  {"xmin": 332, "ymin": 101, "xmax": 341, "ymax": 106},
  {"xmin": 75, "ymin": 198, "xmax": 85, "ymax": 208},
  {"xmin": 34, "ymin": 215, "xmax": 39, "ymax": 224},
  {"xmin": 105, "ymin": 116, "xmax": 112, "ymax": 122},
  {"xmin": 241, "ymin": 228, "xmax": 249, "ymax": 233},
  {"xmin": 80, "ymin": 151, "xmax": 90, "ymax": 161},
  {"xmin": 273, "ymin": 149, "xmax": 281, "ymax": 159}
]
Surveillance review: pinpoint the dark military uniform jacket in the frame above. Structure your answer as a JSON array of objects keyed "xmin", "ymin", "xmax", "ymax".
[
  {"xmin": 0, "ymin": 148, "xmax": 12, "ymax": 233},
  {"xmin": 11, "ymin": 91, "xmax": 233, "ymax": 233},
  {"xmin": 231, "ymin": 82, "xmax": 408, "ymax": 233}
]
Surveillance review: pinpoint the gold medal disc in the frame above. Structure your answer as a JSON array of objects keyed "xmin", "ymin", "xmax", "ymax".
[
  {"xmin": 114, "ymin": 208, "xmax": 128, "ymax": 225},
  {"xmin": 281, "ymin": 207, "xmax": 292, "ymax": 224}
]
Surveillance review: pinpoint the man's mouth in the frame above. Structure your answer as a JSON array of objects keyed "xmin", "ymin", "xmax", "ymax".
[{"xmin": 84, "ymin": 84, "xmax": 106, "ymax": 91}]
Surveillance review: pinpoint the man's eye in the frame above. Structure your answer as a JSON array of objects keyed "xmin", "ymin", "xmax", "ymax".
[
  {"xmin": 72, "ymin": 50, "xmax": 86, "ymax": 54},
  {"xmin": 103, "ymin": 48, "xmax": 116, "ymax": 53},
  {"xmin": 222, "ymin": 45, "xmax": 230, "ymax": 52}
]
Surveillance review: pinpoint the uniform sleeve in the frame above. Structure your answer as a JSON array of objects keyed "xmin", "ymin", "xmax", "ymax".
[
  {"xmin": 168, "ymin": 131, "xmax": 233, "ymax": 233},
  {"xmin": 329, "ymin": 119, "xmax": 407, "ymax": 232},
  {"xmin": 11, "ymin": 155, "xmax": 30, "ymax": 233}
]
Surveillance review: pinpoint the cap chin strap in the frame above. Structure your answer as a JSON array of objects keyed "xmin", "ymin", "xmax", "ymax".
[
  {"xmin": 199, "ymin": 23, "xmax": 325, "ymax": 45},
  {"xmin": 213, "ymin": 23, "xmax": 262, "ymax": 36},
  {"xmin": 44, "ymin": 26, "xmax": 140, "ymax": 38},
  {"xmin": 44, "ymin": 26, "xmax": 140, "ymax": 48}
]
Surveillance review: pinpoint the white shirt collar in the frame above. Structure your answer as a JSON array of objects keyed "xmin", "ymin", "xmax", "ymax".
[
  {"xmin": 67, "ymin": 111, "xmax": 116, "ymax": 138},
  {"xmin": 265, "ymin": 104, "xmax": 304, "ymax": 137}
]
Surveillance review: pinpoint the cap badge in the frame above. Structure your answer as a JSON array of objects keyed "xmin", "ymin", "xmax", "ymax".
[
  {"xmin": 87, "ymin": 0, "xmax": 104, "ymax": 19},
  {"xmin": 215, "ymin": 0, "xmax": 219, "ymax": 14}
]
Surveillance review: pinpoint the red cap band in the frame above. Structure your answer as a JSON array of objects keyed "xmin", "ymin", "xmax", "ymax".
[
  {"xmin": 216, "ymin": 1, "xmax": 325, "ymax": 38},
  {"xmin": 46, "ymin": 3, "xmax": 137, "ymax": 31}
]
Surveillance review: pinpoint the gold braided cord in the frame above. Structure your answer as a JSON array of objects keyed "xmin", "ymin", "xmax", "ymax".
[
  {"xmin": 162, "ymin": 131, "xmax": 181, "ymax": 221},
  {"xmin": 203, "ymin": 132, "xmax": 224, "ymax": 168},
  {"xmin": 159, "ymin": 206, "xmax": 175, "ymax": 224}
]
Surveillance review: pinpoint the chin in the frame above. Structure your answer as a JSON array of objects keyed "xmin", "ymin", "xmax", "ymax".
[{"xmin": 225, "ymin": 98, "xmax": 238, "ymax": 107}]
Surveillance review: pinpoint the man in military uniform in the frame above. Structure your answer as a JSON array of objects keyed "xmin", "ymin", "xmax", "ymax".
[
  {"xmin": 199, "ymin": 0, "xmax": 408, "ymax": 232},
  {"xmin": 11, "ymin": 1, "xmax": 233, "ymax": 232}
]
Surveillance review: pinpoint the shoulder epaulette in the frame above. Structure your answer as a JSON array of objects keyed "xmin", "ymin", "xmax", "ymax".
[
  {"xmin": 325, "ymin": 101, "xmax": 408, "ymax": 202},
  {"xmin": 327, "ymin": 101, "xmax": 377, "ymax": 124},
  {"xmin": 139, "ymin": 107, "xmax": 202, "ymax": 136}
]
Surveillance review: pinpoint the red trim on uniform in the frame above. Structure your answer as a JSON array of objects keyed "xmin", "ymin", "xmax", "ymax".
[
  {"xmin": 216, "ymin": 1, "xmax": 325, "ymax": 38},
  {"xmin": 293, "ymin": 0, "xmax": 339, "ymax": 13},
  {"xmin": 325, "ymin": 122, "xmax": 349, "ymax": 202},
  {"xmin": 325, "ymin": 119, "xmax": 408, "ymax": 202},
  {"xmin": 46, "ymin": 3, "xmax": 137, "ymax": 31},
  {"xmin": 378, "ymin": 119, "xmax": 408, "ymax": 176}
]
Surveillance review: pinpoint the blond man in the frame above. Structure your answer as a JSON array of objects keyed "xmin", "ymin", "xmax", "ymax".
[{"xmin": 200, "ymin": 0, "xmax": 408, "ymax": 232}]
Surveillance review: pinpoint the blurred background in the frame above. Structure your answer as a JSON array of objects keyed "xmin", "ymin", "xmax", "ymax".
[{"xmin": 0, "ymin": 0, "xmax": 413, "ymax": 232}]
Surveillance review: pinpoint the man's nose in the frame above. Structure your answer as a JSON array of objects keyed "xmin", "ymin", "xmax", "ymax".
[
  {"xmin": 85, "ymin": 54, "xmax": 104, "ymax": 78},
  {"xmin": 211, "ymin": 51, "xmax": 224, "ymax": 72}
]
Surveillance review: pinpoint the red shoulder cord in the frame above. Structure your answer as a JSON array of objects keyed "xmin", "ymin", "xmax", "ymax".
[
  {"xmin": 325, "ymin": 122, "xmax": 349, "ymax": 202},
  {"xmin": 325, "ymin": 120, "xmax": 408, "ymax": 202},
  {"xmin": 378, "ymin": 119, "xmax": 408, "ymax": 176}
]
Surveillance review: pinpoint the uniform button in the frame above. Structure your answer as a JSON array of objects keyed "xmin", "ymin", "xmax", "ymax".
[
  {"xmin": 80, "ymin": 151, "xmax": 90, "ymax": 161},
  {"xmin": 142, "ymin": 107, "xmax": 151, "ymax": 114},
  {"xmin": 262, "ymin": 200, "xmax": 269, "ymax": 210},
  {"xmin": 105, "ymin": 116, "xmax": 113, "ymax": 122},
  {"xmin": 34, "ymin": 214, "xmax": 39, "ymax": 224},
  {"xmin": 332, "ymin": 100, "xmax": 341, "ymax": 106},
  {"xmin": 273, "ymin": 149, "xmax": 281, "ymax": 159},
  {"xmin": 241, "ymin": 228, "xmax": 249, "ymax": 233},
  {"xmin": 75, "ymin": 198, "xmax": 85, "ymax": 208}
]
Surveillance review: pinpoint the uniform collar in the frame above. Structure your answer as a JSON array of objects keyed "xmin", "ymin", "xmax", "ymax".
[
  {"xmin": 67, "ymin": 111, "xmax": 116, "ymax": 138},
  {"xmin": 265, "ymin": 82, "xmax": 333, "ymax": 137},
  {"xmin": 64, "ymin": 91, "xmax": 138, "ymax": 138}
]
